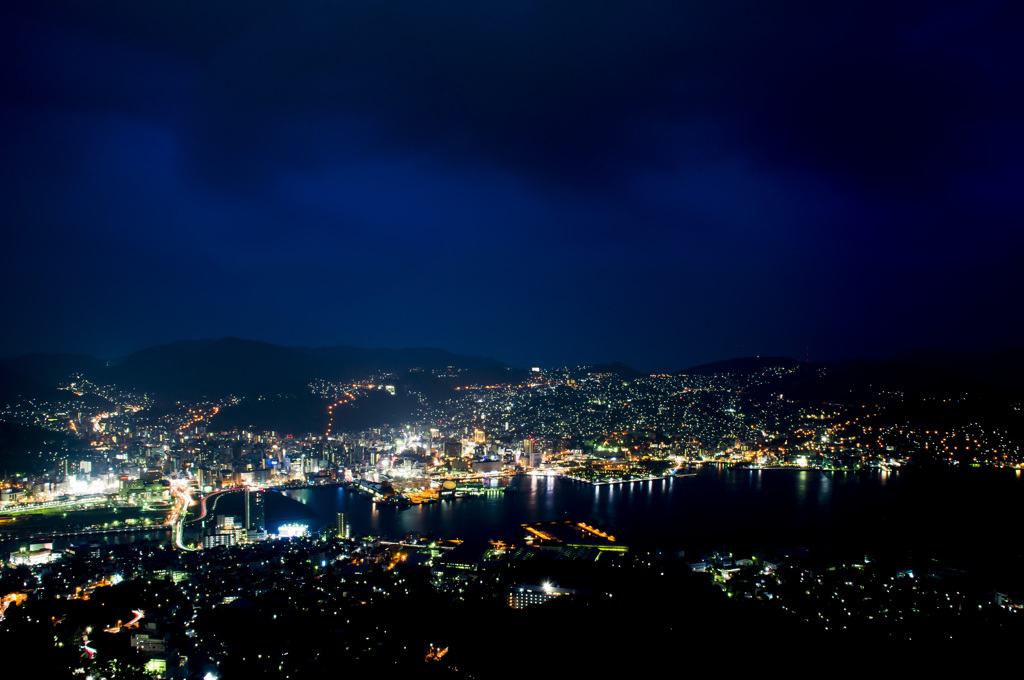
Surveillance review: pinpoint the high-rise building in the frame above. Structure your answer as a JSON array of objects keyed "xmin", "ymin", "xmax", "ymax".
[
  {"xmin": 207, "ymin": 514, "xmax": 245, "ymax": 546},
  {"xmin": 336, "ymin": 512, "xmax": 350, "ymax": 539},
  {"xmin": 244, "ymin": 488, "xmax": 265, "ymax": 533}
]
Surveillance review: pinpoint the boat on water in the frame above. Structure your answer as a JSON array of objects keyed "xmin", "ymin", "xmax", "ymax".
[
  {"xmin": 378, "ymin": 494, "xmax": 412, "ymax": 507},
  {"xmin": 729, "ymin": 464, "xmax": 820, "ymax": 471}
]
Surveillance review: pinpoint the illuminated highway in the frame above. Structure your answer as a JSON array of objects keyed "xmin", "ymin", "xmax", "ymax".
[
  {"xmin": 168, "ymin": 480, "xmax": 199, "ymax": 551},
  {"xmin": 184, "ymin": 488, "xmax": 238, "ymax": 525},
  {"xmin": 325, "ymin": 392, "xmax": 356, "ymax": 436}
]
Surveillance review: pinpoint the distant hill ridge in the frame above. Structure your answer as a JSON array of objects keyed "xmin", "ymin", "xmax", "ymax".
[
  {"xmin": 888, "ymin": 347, "xmax": 1024, "ymax": 392},
  {"xmin": 678, "ymin": 357, "xmax": 800, "ymax": 375},
  {"xmin": 1, "ymin": 337, "xmax": 513, "ymax": 400},
  {"xmin": 752, "ymin": 359, "xmax": 1003, "ymax": 405},
  {"xmin": 3, "ymin": 340, "xmax": 1023, "ymax": 402}
]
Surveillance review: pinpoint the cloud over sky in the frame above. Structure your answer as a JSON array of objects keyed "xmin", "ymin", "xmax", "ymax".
[{"xmin": 2, "ymin": 1, "xmax": 1021, "ymax": 370}]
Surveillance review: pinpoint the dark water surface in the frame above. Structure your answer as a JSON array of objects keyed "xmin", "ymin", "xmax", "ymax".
[
  {"xmin": 8, "ymin": 467, "xmax": 1020, "ymax": 569},
  {"xmin": 275, "ymin": 467, "xmax": 1024, "ymax": 561}
]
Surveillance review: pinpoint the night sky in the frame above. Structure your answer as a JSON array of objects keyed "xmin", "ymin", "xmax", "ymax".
[{"xmin": 2, "ymin": 2, "xmax": 1022, "ymax": 371}]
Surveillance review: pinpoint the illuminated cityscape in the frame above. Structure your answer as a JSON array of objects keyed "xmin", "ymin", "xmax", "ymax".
[
  {"xmin": 2, "ymin": 344, "xmax": 1023, "ymax": 676},
  {"xmin": 3, "ymin": 2, "xmax": 1023, "ymax": 677}
]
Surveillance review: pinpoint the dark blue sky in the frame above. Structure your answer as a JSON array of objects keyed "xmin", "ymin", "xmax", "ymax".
[{"xmin": 2, "ymin": 2, "xmax": 1022, "ymax": 371}]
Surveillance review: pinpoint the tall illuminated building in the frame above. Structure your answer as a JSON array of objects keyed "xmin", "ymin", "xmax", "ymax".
[
  {"xmin": 244, "ymin": 488, "xmax": 265, "ymax": 533},
  {"xmin": 336, "ymin": 512, "xmax": 350, "ymax": 539}
]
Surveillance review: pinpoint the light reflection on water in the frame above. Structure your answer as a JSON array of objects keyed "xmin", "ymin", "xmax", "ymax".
[
  {"xmin": 269, "ymin": 467, "xmax": 1024, "ymax": 553},
  {"xmin": 818, "ymin": 472, "xmax": 831, "ymax": 506},
  {"xmin": 7, "ymin": 467, "xmax": 1022, "ymax": 555},
  {"xmin": 794, "ymin": 470, "xmax": 810, "ymax": 509}
]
